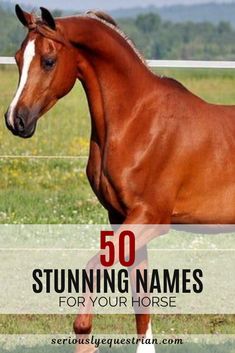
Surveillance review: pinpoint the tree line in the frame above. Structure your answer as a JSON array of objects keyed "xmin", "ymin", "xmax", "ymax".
[
  {"xmin": 120, "ymin": 13, "xmax": 235, "ymax": 60},
  {"xmin": 1, "ymin": 5, "xmax": 235, "ymax": 60}
]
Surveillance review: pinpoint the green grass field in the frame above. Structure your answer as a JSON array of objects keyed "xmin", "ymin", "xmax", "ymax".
[{"xmin": 0, "ymin": 66, "xmax": 235, "ymax": 338}]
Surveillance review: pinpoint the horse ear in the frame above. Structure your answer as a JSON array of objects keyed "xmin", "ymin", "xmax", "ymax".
[
  {"xmin": 40, "ymin": 7, "xmax": 56, "ymax": 30},
  {"xmin": 15, "ymin": 4, "xmax": 32, "ymax": 27}
]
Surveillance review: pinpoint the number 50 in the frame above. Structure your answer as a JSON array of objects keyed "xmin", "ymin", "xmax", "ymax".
[{"xmin": 100, "ymin": 230, "xmax": 135, "ymax": 267}]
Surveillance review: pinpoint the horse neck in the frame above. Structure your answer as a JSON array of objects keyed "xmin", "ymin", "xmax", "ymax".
[{"xmin": 61, "ymin": 16, "xmax": 153, "ymax": 147}]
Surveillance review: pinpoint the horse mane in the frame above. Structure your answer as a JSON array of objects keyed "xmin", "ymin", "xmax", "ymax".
[
  {"xmin": 85, "ymin": 11, "xmax": 147, "ymax": 66},
  {"xmin": 30, "ymin": 10, "xmax": 147, "ymax": 66},
  {"xmin": 86, "ymin": 10, "xmax": 118, "ymax": 27}
]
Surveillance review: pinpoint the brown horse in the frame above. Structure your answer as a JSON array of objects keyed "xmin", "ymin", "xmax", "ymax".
[{"xmin": 4, "ymin": 5, "xmax": 235, "ymax": 353}]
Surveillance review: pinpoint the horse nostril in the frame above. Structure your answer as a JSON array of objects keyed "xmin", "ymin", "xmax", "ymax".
[{"xmin": 15, "ymin": 115, "xmax": 25, "ymax": 132}]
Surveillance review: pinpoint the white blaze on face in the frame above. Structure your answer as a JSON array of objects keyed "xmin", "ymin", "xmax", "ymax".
[
  {"xmin": 136, "ymin": 321, "xmax": 155, "ymax": 353},
  {"xmin": 8, "ymin": 39, "xmax": 36, "ymax": 127}
]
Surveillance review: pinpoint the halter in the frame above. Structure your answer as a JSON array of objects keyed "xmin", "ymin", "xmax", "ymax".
[{"xmin": 28, "ymin": 19, "xmax": 71, "ymax": 47}]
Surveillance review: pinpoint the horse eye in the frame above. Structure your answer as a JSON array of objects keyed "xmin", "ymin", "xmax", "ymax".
[{"xmin": 42, "ymin": 57, "xmax": 56, "ymax": 70}]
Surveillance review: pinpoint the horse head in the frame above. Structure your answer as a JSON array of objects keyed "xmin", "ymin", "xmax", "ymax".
[{"xmin": 5, "ymin": 5, "xmax": 77, "ymax": 138}]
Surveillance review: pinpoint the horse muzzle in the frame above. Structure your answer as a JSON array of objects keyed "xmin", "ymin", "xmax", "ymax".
[{"xmin": 4, "ymin": 109, "xmax": 37, "ymax": 139}]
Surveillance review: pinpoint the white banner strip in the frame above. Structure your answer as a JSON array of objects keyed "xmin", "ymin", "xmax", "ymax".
[
  {"xmin": 1, "ymin": 56, "xmax": 235, "ymax": 69},
  {"xmin": 0, "ymin": 225, "xmax": 234, "ymax": 315},
  {"xmin": 0, "ymin": 334, "xmax": 235, "ymax": 351}
]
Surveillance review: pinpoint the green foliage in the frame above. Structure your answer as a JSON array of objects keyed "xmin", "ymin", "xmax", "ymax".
[
  {"xmin": 110, "ymin": 2, "xmax": 235, "ymax": 27},
  {"xmin": 135, "ymin": 13, "xmax": 161, "ymax": 33},
  {"xmin": 2, "ymin": 3, "xmax": 235, "ymax": 60},
  {"xmin": 120, "ymin": 15, "xmax": 235, "ymax": 60},
  {"xmin": 0, "ymin": 5, "xmax": 25, "ymax": 56}
]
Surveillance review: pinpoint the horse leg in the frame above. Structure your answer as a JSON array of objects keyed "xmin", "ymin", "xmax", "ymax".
[
  {"xmin": 73, "ymin": 211, "xmax": 124, "ymax": 353},
  {"xmin": 109, "ymin": 209, "xmax": 155, "ymax": 352},
  {"xmin": 74, "ymin": 207, "xmax": 168, "ymax": 353},
  {"xmin": 108, "ymin": 210, "xmax": 125, "ymax": 227},
  {"xmin": 129, "ymin": 245, "xmax": 156, "ymax": 353},
  {"xmin": 74, "ymin": 314, "xmax": 97, "ymax": 353}
]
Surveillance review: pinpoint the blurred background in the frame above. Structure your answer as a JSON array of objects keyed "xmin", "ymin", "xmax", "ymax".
[{"xmin": 2, "ymin": 0, "xmax": 235, "ymax": 59}]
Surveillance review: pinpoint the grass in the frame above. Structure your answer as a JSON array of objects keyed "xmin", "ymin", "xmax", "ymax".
[
  {"xmin": 0, "ymin": 66, "xmax": 235, "ymax": 337},
  {"xmin": 0, "ymin": 159, "xmax": 107, "ymax": 224},
  {"xmin": 0, "ymin": 315, "xmax": 234, "ymax": 335}
]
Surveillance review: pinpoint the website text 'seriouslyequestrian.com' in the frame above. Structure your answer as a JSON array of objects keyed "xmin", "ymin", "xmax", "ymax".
[{"xmin": 51, "ymin": 336, "xmax": 184, "ymax": 349}]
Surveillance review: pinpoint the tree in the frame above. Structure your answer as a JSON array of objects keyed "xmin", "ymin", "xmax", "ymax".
[{"xmin": 135, "ymin": 13, "xmax": 161, "ymax": 34}]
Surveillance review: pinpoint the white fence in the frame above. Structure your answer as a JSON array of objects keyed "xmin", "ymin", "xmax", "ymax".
[
  {"xmin": 148, "ymin": 60, "xmax": 235, "ymax": 69},
  {"xmin": 1, "ymin": 56, "xmax": 235, "ymax": 69}
]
